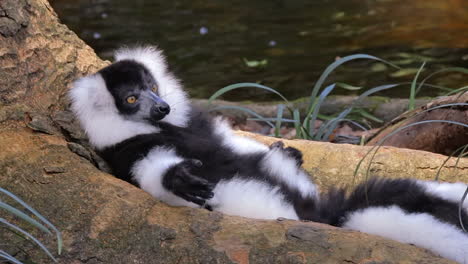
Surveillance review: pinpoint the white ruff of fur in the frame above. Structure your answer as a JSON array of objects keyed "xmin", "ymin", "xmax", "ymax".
[
  {"xmin": 69, "ymin": 74, "xmax": 159, "ymax": 149},
  {"xmin": 115, "ymin": 46, "xmax": 190, "ymax": 127},
  {"xmin": 419, "ymin": 181, "xmax": 468, "ymax": 211},
  {"xmin": 261, "ymin": 148, "xmax": 318, "ymax": 199},
  {"xmin": 343, "ymin": 206, "xmax": 468, "ymax": 263},
  {"xmin": 209, "ymin": 178, "xmax": 299, "ymax": 220},
  {"xmin": 131, "ymin": 147, "xmax": 197, "ymax": 207}
]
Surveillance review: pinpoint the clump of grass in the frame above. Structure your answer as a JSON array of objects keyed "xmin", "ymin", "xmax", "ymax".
[
  {"xmin": 208, "ymin": 54, "xmax": 466, "ymax": 141},
  {"xmin": 0, "ymin": 187, "xmax": 62, "ymax": 263}
]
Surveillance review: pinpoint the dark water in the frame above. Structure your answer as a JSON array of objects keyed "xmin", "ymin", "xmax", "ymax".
[{"xmin": 51, "ymin": 0, "xmax": 468, "ymax": 100}]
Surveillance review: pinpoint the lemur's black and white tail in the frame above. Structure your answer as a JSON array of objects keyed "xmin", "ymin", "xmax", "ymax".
[{"xmin": 314, "ymin": 178, "xmax": 468, "ymax": 263}]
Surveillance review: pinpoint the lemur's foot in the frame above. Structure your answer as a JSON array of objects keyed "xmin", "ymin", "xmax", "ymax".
[
  {"xmin": 270, "ymin": 141, "xmax": 304, "ymax": 166},
  {"xmin": 163, "ymin": 159, "xmax": 215, "ymax": 206}
]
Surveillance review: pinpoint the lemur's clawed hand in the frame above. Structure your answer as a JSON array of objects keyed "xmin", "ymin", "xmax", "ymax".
[
  {"xmin": 163, "ymin": 159, "xmax": 215, "ymax": 206},
  {"xmin": 270, "ymin": 141, "xmax": 304, "ymax": 167}
]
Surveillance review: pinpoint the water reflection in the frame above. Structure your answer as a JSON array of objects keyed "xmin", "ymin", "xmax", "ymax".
[{"xmin": 50, "ymin": 0, "xmax": 468, "ymax": 100}]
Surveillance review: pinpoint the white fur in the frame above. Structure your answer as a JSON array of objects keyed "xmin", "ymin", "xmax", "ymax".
[
  {"xmin": 115, "ymin": 46, "xmax": 190, "ymax": 127},
  {"xmin": 261, "ymin": 148, "xmax": 318, "ymax": 199},
  {"xmin": 212, "ymin": 117, "xmax": 269, "ymax": 154},
  {"xmin": 69, "ymin": 74, "xmax": 159, "ymax": 149},
  {"xmin": 420, "ymin": 181, "xmax": 468, "ymax": 211},
  {"xmin": 343, "ymin": 206, "xmax": 468, "ymax": 263},
  {"xmin": 131, "ymin": 147, "xmax": 197, "ymax": 207},
  {"xmin": 208, "ymin": 178, "xmax": 299, "ymax": 220}
]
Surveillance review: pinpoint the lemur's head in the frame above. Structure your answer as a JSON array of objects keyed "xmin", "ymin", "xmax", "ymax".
[{"xmin": 69, "ymin": 46, "xmax": 190, "ymax": 149}]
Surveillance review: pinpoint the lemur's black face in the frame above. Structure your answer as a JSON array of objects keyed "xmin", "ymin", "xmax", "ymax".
[{"xmin": 99, "ymin": 60, "xmax": 170, "ymax": 122}]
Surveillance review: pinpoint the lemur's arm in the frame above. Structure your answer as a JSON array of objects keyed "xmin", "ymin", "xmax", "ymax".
[{"xmin": 131, "ymin": 146, "xmax": 214, "ymax": 207}]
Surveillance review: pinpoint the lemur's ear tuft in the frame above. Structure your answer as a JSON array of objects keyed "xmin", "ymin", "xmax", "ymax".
[{"xmin": 114, "ymin": 46, "xmax": 168, "ymax": 77}]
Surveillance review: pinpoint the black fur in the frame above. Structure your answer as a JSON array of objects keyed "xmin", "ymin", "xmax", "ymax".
[
  {"xmin": 314, "ymin": 178, "xmax": 468, "ymax": 229},
  {"xmin": 99, "ymin": 106, "xmax": 317, "ymax": 217}
]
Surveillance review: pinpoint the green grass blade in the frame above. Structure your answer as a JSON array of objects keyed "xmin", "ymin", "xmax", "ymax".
[
  {"xmin": 308, "ymin": 54, "xmax": 400, "ymax": 112},
  {"xmin": 416, "ymin": 67, "xmax": 468, "ymax": 94},
  {"xmin": 208, "ymin": 83, "xmax": 290, "ymax": 105},
  {"xmin": 353, "ymin": 120, "xmax": 468, "ymax": 184},
  {"xmin": 315, "ymin": 118, "xmax": 368, "ymax": 141},
  {"xmin": 274, "ymin": 104, "xmax": 285, "ymax": 137},
  {"xmin": 209, "ymin": 106, "xmax": 275, "ymax": 128},
  {"xmin": 293, "ymin": 109, "xmax": 302, "ymax": 139},
  {"xmin": 459, "ymin": 187, "xmax": 468, "ymax": 232},
  {"xmin": 0, "ymin": 201, "xmax": 52, "ymax": 235},
  {"xmin": 0, "ymin": 188, "xmax": 62, "ymax": 255},
  {"xmin": 434, "ymin": 144, "xmax": 468, "ymax": 181},
  {"xmin": 335, "ymin": 82, "xmax": 363, "ymax": 90},
  {"xmin": 409, "ymin": 62, "xmax": 426, "ymax": 110},
  {"xmin": 322, "ymin": 84, "xmax": 399, "ymax": 141},
  {"xmin": 304, "ymin": 84, "xmax": 336, "ymax": 137},
  {"xmin": 0, "ymin": 218, "xmax": 57, "ymax": 262},
  {"xmin": 248, "ymin": 117, "xmax": 295, "ymax": 123},
  {"xmin": 355, "ymin": 109, "xmax": 384, "ymax": 123},
  {"xmin": 0, "ymin": 250, "xmax": 24, "ymax": 264},
  {"xmin": 445, "ymin": 86, "xmax": 468, "ymax": 96}
]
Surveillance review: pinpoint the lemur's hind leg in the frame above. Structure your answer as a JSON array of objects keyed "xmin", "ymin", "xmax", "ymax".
[
  {"xmin": 270, "ymin": 141, "xmax": 303, "ymax": 167},
  {"xmin": 261, "ymin": 141, "xmax": 318, "ymax": 200}
]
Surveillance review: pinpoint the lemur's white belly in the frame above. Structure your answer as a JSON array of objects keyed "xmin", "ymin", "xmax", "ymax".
[{"xmin": 208, "ymin": 177, "xmax": 299, "ymax": 220}]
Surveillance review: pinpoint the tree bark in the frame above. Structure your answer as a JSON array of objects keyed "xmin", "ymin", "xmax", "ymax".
[{"xmin": 0, "ymin": 0, "xmax": 464, "ymax": 263}]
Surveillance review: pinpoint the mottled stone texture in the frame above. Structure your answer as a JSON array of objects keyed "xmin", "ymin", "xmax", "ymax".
[{"xmin": 0, "ymin": 0, "xmax": 463, "ymax": 263}]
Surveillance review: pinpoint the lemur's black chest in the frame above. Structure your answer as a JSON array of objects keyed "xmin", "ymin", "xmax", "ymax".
[{"xmin": 99, "ymin": 110, "xmax": 265, "ymax": 185}]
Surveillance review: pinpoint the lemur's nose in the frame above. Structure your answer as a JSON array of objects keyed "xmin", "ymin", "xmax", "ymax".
[
  {"xmin": 152, "ymin": 103, "xmax": 170, "ymax": 115},
  {"xmin": 157, "ymin": 104, "xmax": 170, "ymax": 115}
]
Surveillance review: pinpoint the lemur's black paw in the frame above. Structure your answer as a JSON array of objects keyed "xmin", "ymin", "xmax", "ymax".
[
  {"xmin": 270, "ymin": 141, "xmax": 303, "ymax": 166},
  {"xmin": 284, "ymin": 147, "xmax": 303, "ymax": 166},
  {"xmin": 163, "ymin": 159, "xmax": 215, "ymax": 206}
]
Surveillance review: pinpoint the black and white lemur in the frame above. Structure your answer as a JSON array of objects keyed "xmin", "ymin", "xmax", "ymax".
[{"xmin": 70, "ymin": 46, "xmax": 468, "ymax": 263}]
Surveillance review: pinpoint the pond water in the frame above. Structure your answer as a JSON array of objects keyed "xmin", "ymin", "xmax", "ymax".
[{"xmin": 51, "ymin": 0, "xmax": 468, "ymax": 101}]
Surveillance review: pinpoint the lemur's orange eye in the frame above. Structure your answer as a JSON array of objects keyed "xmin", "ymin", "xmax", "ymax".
[
  {"xmin": 151, "ymin": 85, "xmax": 158, "ymax": 93},
  {"xmin": 126, "ymin": 96, "xmax": 137, "ymax": 104}
]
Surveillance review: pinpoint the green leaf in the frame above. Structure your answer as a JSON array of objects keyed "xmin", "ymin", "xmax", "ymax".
[
  {"xmin": 390, "ymin": 68, "xmax": 423, "ymax": 78},
  {"xmin": 0, "ymin": 251, "xmax": 24, "ymax": 264},
  {"xmin": 409, "ymin": 62, "xmax": 426, "ymax": 110},
  {"xmin": 355, "ymin": 109, "xmax": 383, "ymax": 123},
  {"xmin": 304, "ymin": 84, "xmax": 336, "ymax": 137},
  {"xmin": 308, "ymin": 54, "xmax": 400, "ymax": 116},
  {"xmin": 0, "ymin": 201, "xmax": 52, "ymax": 235},
  {"xmin": 416, "ymin": 67, "xmax": 468, "ymax": 94},
  {"xmin": 243, "ymin": 58, "xmax": 268, "ymax": 68},
  {"xmin": 335, "ymin": 82, "xmax": 362, "ymax": 90},
  {"xmin": 293, "ymin": 109, "xmax": 302, "ymax": 139},
  {"xmin": 274, "ymin": 104, "xmax": 285, "ymax": 138},
  {"xmin": 209, "ymin": 105, "xmax": 275, "ymax": 128},
  {"xmin": 0, "ymin": 218, "xmax": 57, "ymax": 262},
  {"xmin": 208, "ymin": 83, "xmax": 290, "ymax": 106},
  {"xmin": 0, "ymin": 187, "xmax": 62, "ymax": 255}
]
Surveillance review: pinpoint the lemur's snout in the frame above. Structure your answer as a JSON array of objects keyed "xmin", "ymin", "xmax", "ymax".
[
  {"xmin": 150, "ymin": 102, "xmax": 170, "ymax": 121},
  {"xmin": 155, "ymin": 103, "xmax": 170, "ymax": 115}
]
